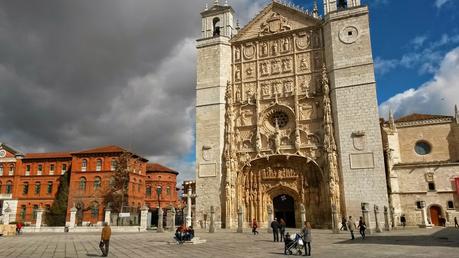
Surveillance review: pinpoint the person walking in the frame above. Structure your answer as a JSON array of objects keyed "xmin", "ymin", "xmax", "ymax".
[
  {"xmin": 271, "ymin": 218, "xmax": 280, "ymax": 242},
  {"xmin": 99, "ymin": 222, "xmax": 111, "ymax": 257},
  {"xmin": 347, "ymin": 216, "xmax": 355, "ymax": 240},
  {"xmin": 358, "ymin": 217, "xmax": 366, "ymax": 240},
  {"xmin": 279, "ymin": 218, "xmax": 286, "ymax": 241},
  {"xmin": 16, "ymin": 221, "xmax": 23, "ymax": 235},
  {"xmin": 400, "ymin": 215, "xmax": 406, "ymax": 228},
  {"xmin": 301, "ymin": 221, "xmax": 312, "ymax": 256},
  {"xmin": 251, "ymin": 218, "xmax": 259, "ymax": 235},
  {"xmin": 454, "ymin": 217, "xmax": 459, "ymax": 228},
  {"xmin": 340, "ymin": 216, "xmax": 347, "ymax": 231}
]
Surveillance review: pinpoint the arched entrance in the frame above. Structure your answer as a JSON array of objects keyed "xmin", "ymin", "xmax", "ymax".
[
  {"xmin": 429, "ymin": 205, "xmax": 442, "ymax": 226},
  {"xmin": 236, "ymin": 155, "xmax": 330, "ymax": 228},
  {"xmin": 273, "ymin": 194, "xmax": 295, "ymax": 227}
]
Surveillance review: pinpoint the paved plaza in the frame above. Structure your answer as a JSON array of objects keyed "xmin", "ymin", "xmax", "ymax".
[{"xmin": 0, "ymin": 227, "xmax": 458, "ymax": 257}]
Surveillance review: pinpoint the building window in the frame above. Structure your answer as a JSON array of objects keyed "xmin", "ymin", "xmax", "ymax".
[
  {"xmin": 79, "ymin": 177, "xmax": 87, "ymax": 191},
  {"xmin": 96, "ymin": 159, "xmax": 102, "ymax": 171},
  {"xmin": 20, "ymin": 205, "xmax": 26, "ymax": 220},
  {"xmin": 47, "ymin": 181, "xmax": 53, "ymax": 194},
  {"xmin": 416, "ymin": 201, "xmax": 422, "ymax": 209},
  {"xmin": 0, "ymin": 165, "xmax": 3, "ymax": 176},
  {"xmin": 447, "ymin": 200, "xmax": 454, "ymax": 209},
  {"xmin": 9, "ymin": 165, "xmax": 14, "ymax": 176},
  {"xmin": 138, "ymin": 180, "xmax": 141, "ymax": 192},
  {"xmin": 82, "ymin": 159, "xmax": 88, "ymax": 171},
  {"xmin": 50, "ymin": 164, "xmax": 55, "ymax": 175},
  {"xmin": 37, "ymin": 164, "xmax": 43, "ymax": 175},
  {"xmin": 6, "ymin": 181, "xmax": 12, "ymax": 194},
  {"xmin": 94, "ymin": 177, "xmax": 101, "ymax": 190},
  {"xmin": 428, "ymin": 182, "xmax": 436, "ymax": 191},
  {"xmin": 146, "ymin": 186, "xmax": 152, "ymax": 197},
  {"xmin": 91, "ymin": 202, "xmax": 99, "ymax": 219},
  {"xmin": 32, "ymin": 205, "xmax": 38, "ymax": 220},
  {"xmin": 23, "ymin": 182, "xmax": 29, "ymax": 195},
  {"xmin": 26, "ymin": 164, "xmax": 31, "ymax": 176},
  {"xmin": 415, "ymin": 141, "xmax": 431, "ymax": 155},
  {"xmin": 35, "ymin": 182, "xmax": 41, "ymax": 195},
  {"xmin": 111, "ymin": 159, "xmax": 116, "ymax": 171},
  {"xmin": 166, "ymin": 186, "xmax": 171, "ymax": 196},
  {"xmin": 0, "ymin": 182, "xmax": 2, "ymax": 193},
  {"xmin": 62, "ymin": 163, "xmax": 67, "ymax": 175}
]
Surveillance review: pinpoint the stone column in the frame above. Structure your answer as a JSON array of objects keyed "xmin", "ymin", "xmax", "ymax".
[
  {"xmin": 383, "ymin": 206, "xmax": 391, "ymax": 231},
  {"xmin": 361, "ymin": 202, "xmax": 372, "ymax": 234},
  {"xmin": 104, "ymin": 208, "xmax": 111, "ymax": 225},
  {"xmin": 419, "ymin": 201, "xmax": 432, "ymax": 228},
  {"xmin": 170, "ymin": 207, "xmax": 176, "ymax": 231},
  {"xmin": 140, "ymin": 205, "xmax": 148, "ymax": 231},
  {"xmin": 267, "ymin": 205, "xmax": 273, "ymax": 233},
  {"xmin": 374, "ymin": 205, "xmax": 382, "ymax": 233},
  {"xmin": 209, "ymin": 206, "xmax": 215, "ymax": 233},
  {"xmin": 300, "ymin": 204, "xmax": 306, "ymax": 229},
  {"xmin": 35, "ymin": 208, "xmax": 45, "ymax": 229},
  {"xmin": 237, "ymin": 207, "xmax": 243, "ymax": 233},
  {"xmin": 185, "ymin": 187, "xmax": 192, "ymax": 227},
  {"xmin": 157, "ymin": 207, "xmax": 164, "ymax": 233},
  {"xmin": 147, "ymin": 211, "xmax": 152, "ymax": 228},
  {"xmin": 3, "ymin": 206, "xmax": 11, "ymax": 225},
  {"xmin": 331, "ymin": 204, "xmax": 339, "ymax": 234},
  {"xmin": 69, "ymin": 206, "xmax": 77, "ymax": 228}
]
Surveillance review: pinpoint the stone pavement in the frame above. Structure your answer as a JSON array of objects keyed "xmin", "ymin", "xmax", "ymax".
[{"xmin": 0, "ymin": 227, "xmax": 458, "ymax": 257}]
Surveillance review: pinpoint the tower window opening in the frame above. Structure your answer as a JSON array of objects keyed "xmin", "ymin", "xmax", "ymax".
[
  {"xmin": 213, "ymin": 17, "xmax": 221, "ymax": 37},
  {"xmin": 337, "ymin": 0, "xmax": 348, "ymax": 9}
]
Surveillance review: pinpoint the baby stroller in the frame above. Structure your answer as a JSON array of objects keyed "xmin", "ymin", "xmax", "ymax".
[{"xmin": 284, "ymin": 232, "xmax": 304, "ymax": 255}]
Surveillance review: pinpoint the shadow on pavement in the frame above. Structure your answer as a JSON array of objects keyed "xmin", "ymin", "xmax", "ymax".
[
  {"xmin": 336, "ymin": 228, "xmax": 459, "ymax": 248},
  {"xmin": 86, "ymin": 253, "xmax": 101, "ymax": 257}
]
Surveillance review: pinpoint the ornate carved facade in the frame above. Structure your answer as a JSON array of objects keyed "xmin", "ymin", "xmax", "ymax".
[{"xmin": 222, "ymin": 6, "xmax": 339, "ymax": 228}]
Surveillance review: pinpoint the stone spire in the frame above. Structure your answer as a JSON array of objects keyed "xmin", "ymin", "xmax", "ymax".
[
  {"xmin": 214, "ymin": 0, "xmax": 219, "ymax": 5},
  {"xmin": 205, "ymin": 3, "xmax": 208, "ymax": 10},
  {"xmin": 388, "ymin": 109, "xmax": 396, "ymax": 130},
  {"xmin": 455, "ymin": 104, "xmax": 459, "ymax": 124},
  {"xmin": 313, "ymin": 0, "xmax": 319, "ymax": 18},
  {"xmin": 224, "ymin": 0, "xmax": 228, "ymax": 6}
]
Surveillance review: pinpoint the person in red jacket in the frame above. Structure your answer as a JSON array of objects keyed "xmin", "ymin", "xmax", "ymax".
[{"xmin": 252, "ymin": 218, "xmax": 259, "ymax": 235}]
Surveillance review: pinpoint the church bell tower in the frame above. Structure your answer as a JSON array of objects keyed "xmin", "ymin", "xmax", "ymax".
[
  {"xmin": 322, "ymin": 0, "xmax": 389, "ymax": 219},
  {"xmin": 195, "ymin": 1, "xmax": 236, "ymax": 229}
]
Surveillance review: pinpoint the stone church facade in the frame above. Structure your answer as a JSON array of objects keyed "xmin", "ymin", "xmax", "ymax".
[{"xmin": 195, "ymin": 0, "xmax": 389, "ymax": 229}]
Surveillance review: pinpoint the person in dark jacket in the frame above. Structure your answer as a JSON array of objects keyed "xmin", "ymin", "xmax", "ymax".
[
  {"xmin": 340, "ymin": 216, "xmax": 347, "ymax": 231},
  {"xmin": 400, "ymin": 215, "xmax": 406, "ymax": 228},
  {"xmin": 252, "ymin": 218, "xmax": 259, "ymax": 235},
  {"xmin": 271, "ymin": 218, "xmax": 280, "ymax": 242},
  {"xmin": 358, "ymin": 217, "xmax": 366, "ymax": 240},
  {"xmin": 279, "ymin": 218, "xmax": 286, "ymax": 241},
  {"xmin": 302, "ymin": 221, "xmax": 312, "ymax": 256}
]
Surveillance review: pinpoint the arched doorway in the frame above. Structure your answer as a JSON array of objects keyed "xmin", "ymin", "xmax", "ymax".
[
  {"xmin": 429, "ymin": 205, "xmax": 442, "ymax": 226},
  {"xmin": 273, "ymin": 194, "xmax": 295, "ymax": 227}
]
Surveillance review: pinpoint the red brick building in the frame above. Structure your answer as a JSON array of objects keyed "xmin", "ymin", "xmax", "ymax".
[{"xmin": 0, "ymin": 143, "xmax": 180, "ymax": 226}]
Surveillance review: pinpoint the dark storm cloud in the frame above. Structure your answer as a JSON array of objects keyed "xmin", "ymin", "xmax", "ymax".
[{"xmin": 0, "ymin": 0, "xmax": 269, "ymax": 181}]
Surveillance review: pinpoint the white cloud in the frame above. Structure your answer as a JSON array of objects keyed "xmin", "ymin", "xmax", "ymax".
[
  {"xmin": 435, "ymin": 0, "xmax": 452, "ymax": 8},
  {"xmin": 374, "ymin": 57, "xmax": 398, "ymax": 75},
  {"xmin": 379, "ymin": 47, "xmax": 459, "ymax": 118}
]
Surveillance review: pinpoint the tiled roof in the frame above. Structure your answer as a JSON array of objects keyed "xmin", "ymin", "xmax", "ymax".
[
  {"xmin": 146, "ymin": 163, "xmax": 178, "ymax": 175},
  {"xmin": 72, "ymin": 145, "xmax": 126, "ymax": 154},
  {"xmin": 24, "ymin": 152, "xmax": 72, "ymax": 159},
  {"xmin": 395, "ymin": 113, "xmax": 452, "ymax": 123}
]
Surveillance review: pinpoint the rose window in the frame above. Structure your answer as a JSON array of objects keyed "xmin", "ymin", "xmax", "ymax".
[{"xmin": 270, "ymin": 111, "xmax": 289, "ymax": 128}]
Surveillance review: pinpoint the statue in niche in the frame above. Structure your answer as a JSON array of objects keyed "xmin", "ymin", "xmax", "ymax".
[
  {"xmin": 300, "ymin": 104, "xmax": 314, "ymax": 120},
  {"xmin": 246, "ymin": 88, "xmax": 255, "ymax": 104},
  {"xmin": 235, "ymin": 67, "xmax": 241, "ymax": 80},
  {"xmin": 241, "ymin": 109, "xmax": 252, "ymax": 125},
  {"xmin": 300, "ymin": 79, "xmax": 310, "ymax": 97},
  {"xmin": 284, "ymin": 80, "xmax": 293, "ymax": 94},
  {"xmin": 294, "ymin": 129, "xmax": 301, "ymax": 152},
  {"xmin": 261, "ymin": 42, "xmax": 268, "ymax": 56},
  {"xmin": 282, "ymin": 38, "xmax": 289, "ymax": 51},
  {"xmin": 300, "ymin": 58, "xmax": 308, "ymax": 71},
  {"xmin": 255, "ymin": 132, "xmax": 262, "ymax": 154},
  {"xmin": 282, "ymin": 59, "xmax": 291, "ymax": 72},
  {"xmin": 260, "ymin": 63, "xmax": 269, "ymax": 75},
  {"xmin": 235, "ymin": 48, "xmax": 241, "ymax": 60},
  {"xmin": 262, "ymin": 84, "xmax": 270, "ymax": 96},
  {"xmin": 273, "ymin": 119, "xmax": 281, "ymax": 154},
  {"xmin": 235, "ymin": 88, "xmax": 242, "ymax": 103},
  {"xmin": 272, "ymin": 41, "xmax": 278, "ymax": 55},
  {"xmin": 235, "ymin": 129, "xmax": 241, "ymax": 149},
  {"xmin": 271, "ymin": 60, "xmax": 280, "ymax": 74}
]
